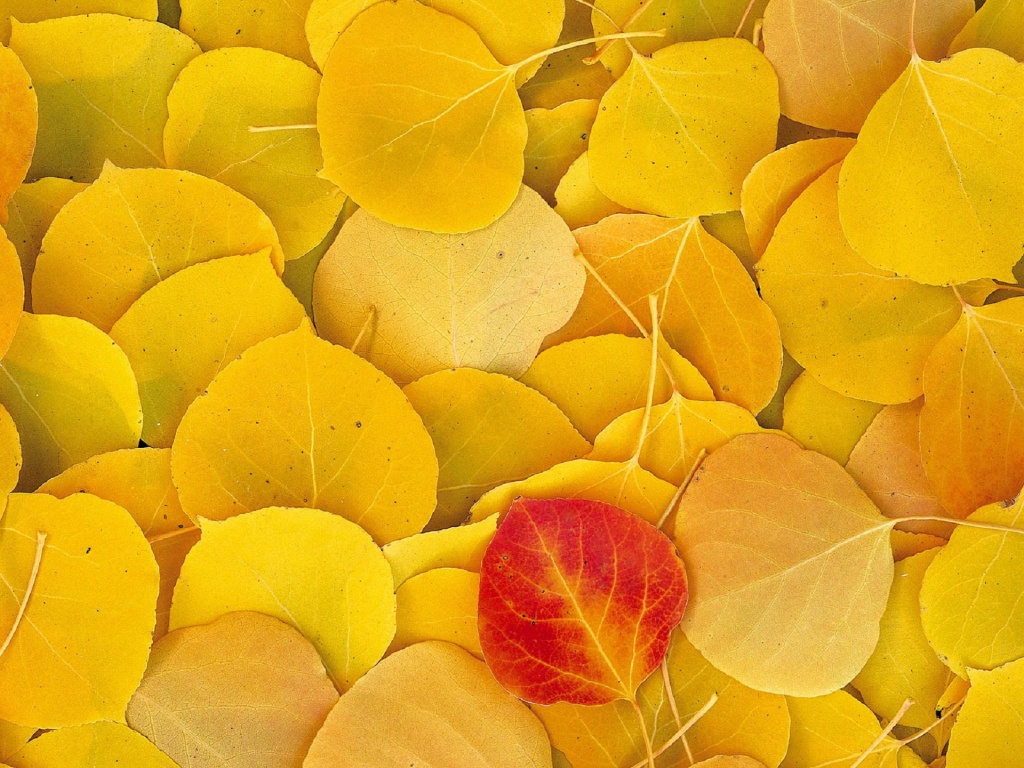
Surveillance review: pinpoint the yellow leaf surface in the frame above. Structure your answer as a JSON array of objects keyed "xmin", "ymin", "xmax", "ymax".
[
  {"xmin": 39, "ymin": 447, "xmax": 198, "ymax": 639},
  {"xmin": 33, "ymin": 163, "xmax": 284, "ymax": 332},
  {"xmin": 760, "ymin": 164, "xmax": 963, "ymax": 403},
  {"xmin": 838, "ymin": 49, "xmax": 1024, "ymax": 286},
  {"xmin": 0, "ymin": 44, "xmax": 35, "ymax": 225},
  {"xmin": 700, "ymin": 210, "xmax": 758, "ymax": 279},
  {"xmin": 127, "ymin": 611, "xmax": 339, "ymax": 768},
  {"xmin": 550, "ymin": 215, "xmax": 782, "ymax": 413},
  {"xmin": 9, "ymin": 15, "xmax": 199, "ymax": 182},
  {"xmin": 0, "ymin": 227, "xmax": 21, "ymax": 360},
  {"xmin": 589, "ymin": 39, "xmax": 778, "ymax": 218},
  {"xmin": 889, "ymin": 530, "xmax": 947, "ymax": 562},
  {"xmin": 524, "ymin": 99, "xmax": 597, "ymax": 204},
  {"xmin": 919, "ymin": 494, "xmax": 1024, "ymax": 676},
  {"xmin": 0, "ymin": 721, "xmax": 32, "ymax": 762},
  {"xmin": 741, "ymin": 137, "xmax": 855, "ymax": 258},
  {"xmin": 0, "ymin": 0, "xmax": 157, "ymax": 43},
  {"xmin": 110, "ymin": 251, "xmax": 306, "ymax": 447},
  {"xmin": 390, "ymin": 568, "xmax": 482, "ymax": 658},
  {"xmin": 313, "ymin": 186, "xmax": 585, "ymax": 385},
  {"xmin": 553, "ymin": 152, "xmax": 634, "ymax": 230},
  {"xmin": 382, "ymin": 513, "xmax": 497, "ymax": 587},
  {"xmin": 403, "ymin": 369, "xmax": 589, "ymax": 530},
  {"xmin": 171, "ymin": 324, "xmax": 438, "ymax": 545},
  {"xmin": 164, "ymin": 47, "xmax": 344, "ymax": 260},
  {"xmin": 521, "ymin": 334, "xmax": 714, "ymax": 442},
  {"xmin": 693, "ymin": 760, "xmax": 767, "ymax": 768},
  {"xmin": 676, "ymin": 433, "xmax": 894, "ymax": 696},
  {"xmin": 946, "ymin": 656, "xmax": 1024, "ymax": 767},
  {"xmin": 762, "ymin": 0, "xmax": 973, "ymax": 132},
  {"xmin": 0, "ymin": 313, "xmax": 142, "ymax": 491},
  {"xmin": 782, "ymin": 372, "xmax": 883, "ymax": 465},
  {"xmin": 756, "ymin": 348, "xmax": 803, "ymax": 431},
  {"xmin": 316, "ymin": 0, "xmax": 527, "ymax": 232},
  {"xmin": 949, "ymin": 0, "xmax": 1024, "ymax": 60},
  {"xmin": 304, "ymin": 641, "xmax": 553, "ymax": 768},
  {"xmin": 6, "ymin": 723, "xmax": 176, "ymax": 768},
  {"xmin": 0, "ymin": 492, "xmax": 158, "ymax": 727},
  {"xmin": 0, "ymin": 405, "xmax": 18, "ymax": 495},
  {"xmin": 920, "ymin": 298, "xmax": 1024, "ymax": 518},
  {"xmin": 535, "ymin": 629, "xmax": 790, "ymax": 768},
  {"xmin": 170, "ymin": 506, "xmax": 396, "ymax": 690},
  {"xmin": 180, "ymin": 0, "xmax": 316, "ymax": 67},
  {"xmin": 279, "ymin": 203, "xmax": 347, "ymax": 317}
]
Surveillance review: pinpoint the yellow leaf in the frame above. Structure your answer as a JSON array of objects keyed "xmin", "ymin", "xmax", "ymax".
[
  {"xmin": 550, "ymin": 216, "xmax": 781, "ymax": 413},
  {"xmin": 403, "ymin": 369, "xmax": 589, "ymax": 530},
  {"xmin": 0, "ymin": 493, "xmax": 158, "ymax": 727},
  {"xmin": 762, "ymin": 0, "xmax": 973, "ymax": 132},
  {"xmin": 946, "ymin": 657, "xmax": 1024, "ymax": 767},
  {"xmin": 700, "ymin": 210, "xmax": 758, "ymax": 279},
  {"xmin": 0, "ymin": 720, "xmax": 32, "ymax": 762},
  {"xmin": 838, "ymin": 49, "xmax": 1024, "ymax": 286},
  {"xmin": 312, "ymin": 186, "xmax": 585, "ymax": 385},
  {"xmin": 39, "ymin": 447, "xmax": 197, "ymax": 639},
  {"xmin": 757, "ymin": 347, "xmax": 804, "ymax": 431},
  {"xmin": 382, "ymin": 513, "xmax": 497, "ymax": 588},
  {"xmin": 693, "ymin": 760, "xmax": 767, "ymax": 768},
  {"xmin": 279, "ymin": 204, "xmax": 347, "ymax": 317},
  {"xmin": 127, "ymin": 611, "xmax": 339, "ymax": 768},
  {"xmin": 949, "ymin": 0, "xmax": 1024, "ymax": 60},
  {"xmin": 170, "ymin": 506, "xmax": 396, "ymax": 690},
  {"xmin": 782, "ymin": 372, "xmax": 883, "ymax": 465},
  {"xmin": 0, "ymin": 44, "xmax": 35, "ymax": 225},
  {"xmin": 589, "ymin": 39, "xmax": 778, "ymax": 218},
  {"xmin": 889, "ymin": 530, "xmax": 947, "ymax": 562},
  {"xmin": 0, "ymin": 405, "xmax": 18, "ymax": 495},
  {"xmin": 919, "ymin": 493, "xmax": 1024, "ymax": 677},
  {"xmin": 676, "ymin": 433, "xmax": 894, "ymax": 696},
  {"xmin": 0, "ymin": 314, "xmax": 142, "ymax": 491},
  {"xmin": 180, "ymin": 0, "xmax": 316, "ymax": 68},
  {"xmin": 9, "ymin": 15, "xmax": 199, "ymax": 182},
  {"xmin": 304, "ymin": 641, "xmax": 553, "ymax": 768},
  {"xmin": 110, "ymin": 251, "xmax": 307, "ymax": 447},
  {"xmin": 0, "ymin": 0, "xmax": 157, "ymax": 43},
  {"xmin": 171, "ymin": 323, "xmax": 438, "ymax": 545},
  {"xmin": 524, "ymin": 99, "xmax": 597, "ymax": 204},
  {"xmin": 920, "ymin": 298, "xmax": 1024, "ymax": 518},
  {"xmin": 760, "ymin": 164, "xmax": 963, "ymax": 403},
  {"xmin": 553, "ymin": 152, "xmax": 634, "ymax": 230},
  {"xmin": 390, "ymin": 568, "xmax": 482, "ymax": 657},
  {"xmin": 0, "ymin": 226, "xmax": 21, "ymax": 360},
  {"xmin": 6, "ymin": 723, "xmax": 176, "ymax": 768},
  {"xmin": 164, "ymin": 47, "xmax": 344, "ymax": 260}
]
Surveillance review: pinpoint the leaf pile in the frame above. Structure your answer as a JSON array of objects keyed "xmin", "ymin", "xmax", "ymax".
[{"xmin": 2, "ymin": 1, "xmax": 1024, "ymax": 767}]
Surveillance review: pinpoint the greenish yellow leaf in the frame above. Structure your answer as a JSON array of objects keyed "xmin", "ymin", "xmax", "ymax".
[
  {"xmin": 782, "ymin": 372, "xmax": 883, "ymax": 465},
  {"xmin": 390, "ymin": 568, "xmax": 481, "ymax": 657},
  {"xmin": 180, "ymin": 0, "xmax": 316, "ymax": 67},
  {"xmin": 553, "ymin": 152, "xmax": 633, "ymax": 230},
  {"xmin": 7, "ymin": 723, "xmax": 176, "ymax": 768},
  {"xmin": 946, "ymin": 657, "xmax": 1024, "ymax": 767},
  {"xmin": 524, "ymin": 99, "xmax": 597, "ymax": 204},
  {"xmin": 0, "ymin": 0, "xmax": 157, "ymax": 43},
  {"xmin": 949, "ymin": 0, "xmax": 1024, "ymax": 60},
  {"xmin": 382, "ymin": 513, "xmax": 496, "ymax": 588}
]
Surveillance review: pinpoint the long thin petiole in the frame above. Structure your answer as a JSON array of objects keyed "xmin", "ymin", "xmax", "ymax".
[
  {"xmin": 849, "ymin": 698, "xmax": 914, "ymax": 768},
  {"xmin": 631, "ymin": 697, "xmax": 657, "ymax": 768},
  {"xmin": 0, "ymin": 532, "xmax": 46, "ymax": 660}
]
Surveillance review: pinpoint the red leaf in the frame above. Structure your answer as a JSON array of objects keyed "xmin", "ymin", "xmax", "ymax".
[{"xmin": 478, "ymin": 497, "xmax": 688, "ymax": 705}]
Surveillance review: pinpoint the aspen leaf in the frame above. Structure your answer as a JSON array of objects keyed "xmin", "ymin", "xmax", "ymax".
[
  {"xmin": 170, "ymin": 506, "xmax": 396, "ymax": 690},
  {"xmin": 0, "ymin": 0, "xmax": 157, "ymax": 43},
  {"xmin": 756, "ymin": 348, "xmax": 804, "ymax": 431},
  {"xmin": 39, "ymin": 447, "xmax": 198, "ymax": 639},
  {"xmin": 0, "ymin": 44, "xmax": 35, "ymax": 225},
  {"xmin": 524, "ymin": 100, "xmax": 597, "ymax": 204},
  {"xmin": 920, "ymin": 298, "xmax": 1024, "ymax": 518},
  {"xmin": 6, "ymin": 723, "xmax": 176, "ymax": 768},
  {"xmin": 945, "ymin": 656, "xmax": 1024, "ymax": 768},
  {"xmin": 782, "ymin": 372, "xmax": 883, "ymax": 465},
  {"xmin": 553, "ymin": 152, "xmax": 634, "ymax": 230},
  {"xmin": 180, "ymin": 0, "xmax": 316, "ymax": 67},
  {"xmin": 0, "ymin": 313, "xmax": 142, "ymax": 491},
  {"xmin": 382, "ymin": 513, "xmax": 497, "ymax": 588},
  {"xmin": 762, "ymin": 0, "xmax": 973, "ymax": 132},
  {"xmin": 0, "ymin": 405, "xmax": 18, "ymax": 495},
  {"xmin": 889, "ymin": 530, "xmax": 947, "ymax": 562},
  {"xmin": 127, "ymin": 611, "xmax": 339, "ymax": 768},
  {"xmin": 391, "ymin": 567, "xmax": 482, "ymax": 657},
  {"xmin": 949, "ymin": 0, "xmax": 1024, "ymax": 61},
  {"xmin": 700, "ymin": 210, "xmax": 758, "ymax": 279},
  {"xmin": 759, "ymin": 165, "xmax": 964, "ymax": 404},
  {"xmin": 33, "ymin": 164, "xmax": 284, "ymax": 332},
  {"xmin": 0, "ymin": 226, "xmax": 22, "ymax": 360},
  {"xmin": 676, "ymin": 433, "xmax": 894, "ymax": 696},
  {"xmin": 171, "ymin": 324, "xmax": 438, "ymax": 545},
  {"xmin": 9, "ymin": 15, "xmax": 199, "ymax": 182},
  {"xmin": 0, "ymin": 721, "xmax": 32, "ymax": 762},
  {"xmin": 110, "ymin": 251, "xmax": 307, "ymax": 447},
  {"xmin": 280, "ymin": 204, "xmax": 347, "ymax": 317},
  {"xmin": 403, "ymin": 369, "xmax": 590, "ymax": 531},
  {"xmin": 694, "ymin": 760, "xmax": 766, "ymax": 768},
  {"xmin": 838, "ymin": 48, "xmax": 1024, "ymax": 286},
  {"xmin": 164, "ymin": 47, "xmax": 345, "ymax": 260},
  {"xmin": 304, "ymin": 641, "xmax": 553, "ymax": 768},
  {"xmin": 313, "ymin": 186, "xmax": 586, "ymax": 385},
  {"xmin": 478, "ymin": 497, "xmax": 688, "ymax": 705},
  {"xmin": 588, "ymin": 39, "xmax": 779, "ymax": 219},
  {"xmin": 919, "ymin": 493, "xmax": 1024, "ymax": 676},
  {"xmin": 0, "ymin": 492, "xmax": 158, "ymax": 728}
]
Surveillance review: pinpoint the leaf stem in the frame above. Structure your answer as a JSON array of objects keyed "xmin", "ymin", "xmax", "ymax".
[
  {"xmin": 350, "ymin": 306, "xmax": 377, "ymax": 354},
  {"xmin": 659, "ymin": 655, "xmax": 694, "ymax": 765},
  {"xmin": 587, "ymin": 0, "xmax": 656, "ymax": 62},
  {"xmin": 247, "ymin": 123, "xmax": 317, "ymax": 133},
  {"xmin": 625, "ymin": 693, "xmax": 719, "ymax": 768},
  {"xmin": 733, "ymin": 0, "xmax": 760, "ymax": 38},
  {"xmin": 897, "ymin": 695, "xmax": 965, "ymax": 746},
  {"xmin": 630, "ymin": 696, "xmax": 657, "ymax": 768},
  {"xmin": 147, "ymin": 526, "xmax": 199, "ymax": 545},
  {"xmin": 901, "ymin": 515, "xmax": 1024, "ymax": 537},
  {"xmin": 632, "ymin": 295, "xmax": 662, "ymax": 465},
  {"xmin": 0, "ymin": 532, "xmax": 46, "ymax": 660},
  {"xmin": 849, "ymin": 697, "xmax": 914, "ymax": 768},
  {"xmin": 514, "ymin": 29, "xmax": 666, "ymax": 72},
  {"xmin": 657, "ymin": 449, "xmax": 705, "ymax": 531}
]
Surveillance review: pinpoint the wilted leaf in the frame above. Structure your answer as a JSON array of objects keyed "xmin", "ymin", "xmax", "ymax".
[
  {"xmin": 391, "ymin": 567, "xmax": 482, "ymax": 657},
  {"xmin": 553, "ymin": 152, "xmax": 634, "ymax": 230},
  {"xmin": 6, "ymin": 723, "xmax": 176, "ymax": 768},
  {"xmin": 946, "ymin": 656, "xmax": 1024, "ymax": 767},
  {"xmin": 180, "ymin": 0, "xmax": 316, "ymax": 67},
  {"xmin": 0, "ymin": 43, "xmax": 35, "ymax": 224},
  {"xmin": 382, "ymin": 513, "xmax": 497, "ymax": 588},
  {"xmin": 782, "ymin": 372, "xmax": 882, "ymax": 465},
  {"xmin": 524, "ymin": 100, "xmax": 597, "ymax": 203}
]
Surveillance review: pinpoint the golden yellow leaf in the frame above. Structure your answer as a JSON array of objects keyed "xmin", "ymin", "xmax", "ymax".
[
  {"xmin": 0, "ymin": 492, "xmax": 158, "ymax": 727},
  {"xmin": 889, "ymin": 530, "xmax": 947, "ymax": 562},
  {"xmin": 127, "ymin": 611, "xmax": 339, "ymax": 768},
  {"xmin": 6, "ymin": 723, "xmax": 176, "ymax": 768},
  {"xmin": 524, "ymin": 100, "xmax": 597, "ymax": 204},
  {"xmin": 382, "ymin": 513, "xmax": 497, "ymax": 588},
  {"xmin": 550, "ymin": 215, "xmax": 782, "ymax": 413},
  {"xmin": 0, "ymin": 44, "xmax": 35, "ymax": 225},
  {"xmin": 304, "ymin": 641, "xmax": 553, "ymax": 768},
  {"xmin": 171, "ymin": 323, "xmax": 438, "ymax": 544},
  {"xmin": 312, "ymin": 186, "xmax": 585, "ymax": 386},
  {"xmin": 0, "ymin": 405, "xmax": 19, "ymax": 495},
  {"xmin": 588, "ymin": 39, "xmax": 778, "ymax": 218},
  {"xmin": 9, "ymin": 15, "xmax": 199, "ymax": 182},
  {"xmin": 782, "ymin": 372, "xmax": 883, "ymax": 465},
  {"xmin": 945, "ymin": 656, "xmax": 1024, "ymax": 767},
  {"xmin": 760, "ymin": 164, "xmax": 963, "ymax": 403},
  {"xmin": 838, "ymin": 49, "xmax": 1024, "ymax": 286},
  {"xmin": 741, "ymin": 137, "xmax": 855, "ymax": 258},
  {"xmin": 762, "ymin": 0, "xmax": 973, "ymax": 132},
  {"xmin": 170, "ymin": 506, "xmax": 395, "ymax": 690},
  {"xmin": 700, "ymin": 210, "xmax": 758, "ymax": 279},
  {"xmin": 0, "ymin": 0, "xmax": 157, "ymax": 43},
  {"xmin": 920, "ymin": 298, "xmax": 1024, "ymax": 518},
  {"xmin": 180, "ymin": 0, "xmax": 316, "ymax": 67},
  {"xmin": 676, "ymin": 433, "xmax": 894, "ymax": 696},
  {"xmin": 110, "ymin": 251, "xmax": 306, "ymax": 447},
  {"xmin": 756, "ymin": 348, "xmax": 803, "ymax": 430},
  {"xmin": 39, "ymin": 447, "xmax": 197, "ymax": 639},
  {"xmin": 535, "ymin": 629, "xmax": 790, "ymax": 768},
  {"xmin": 403, "ymin": 368, "xmax": 589, "ymax": 530},
  {"xmin": 553, "ymin": 152, "xmax": 634, "ymax": 230},
  {"xmin": 949, "ymin": 0, "xmax": 1024, "ymax": 60},
  {"xmin": 279, "ymin": 205, "xmax": 347, "ymax": 317},
  {"xmin": 390, "ymin": 568, "xmax": 482, "ymax": 658},
  {"xmin": 693, "ymin": 760, "xmax": 767, "ymax": 768},
  {"xmin": 0, "ymin": 720, "xmax": 32, "ymax": 762},
  {"xmin": 0, "ymin": 313, "xmax": 142, "ymax": 491},
  {"xmin": 0, "ymin": 226, "xmax": 21, "ymax": 360},
  {"xmin": 164, "ymin": 47, "xmax": 344, "ymax": 260}
]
